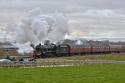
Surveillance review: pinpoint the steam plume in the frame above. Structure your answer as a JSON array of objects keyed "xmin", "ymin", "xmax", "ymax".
[{"xmin": 6, "ymin": 8, "xmax": 69, "ymax": 54}]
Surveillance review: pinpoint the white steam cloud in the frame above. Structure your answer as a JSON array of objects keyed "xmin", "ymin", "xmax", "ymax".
[{"xmin": 6, "ymin": 8, "xmax": 69, "ymax": 54}]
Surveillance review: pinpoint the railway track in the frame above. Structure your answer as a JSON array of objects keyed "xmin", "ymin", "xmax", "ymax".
[{"xmin": 0, "ymin": 60, "xmax": 125, "ymax": 68}]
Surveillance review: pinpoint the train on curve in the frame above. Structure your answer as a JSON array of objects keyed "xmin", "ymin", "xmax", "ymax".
[{"xmin": 31, "ymin": 40, "xmax": 125, "ymax": 58}]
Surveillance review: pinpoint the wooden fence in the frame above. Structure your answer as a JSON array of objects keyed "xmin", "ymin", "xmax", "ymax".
[{"xmin": 0, "ymin": 60, "xmax": 125, "ymax": 68}]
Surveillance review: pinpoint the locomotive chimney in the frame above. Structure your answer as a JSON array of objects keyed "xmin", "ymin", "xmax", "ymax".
[{"xmin": 44, "ymin": 40, "xmax": 51, "ymax": 45}]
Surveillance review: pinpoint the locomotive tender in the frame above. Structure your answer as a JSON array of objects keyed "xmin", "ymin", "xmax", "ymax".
[{"xmin": 32, "ymin": 40, "xmax": 125, "ymax": 58}]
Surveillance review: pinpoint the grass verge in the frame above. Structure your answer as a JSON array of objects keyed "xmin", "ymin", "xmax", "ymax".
[
  {"xmin": 0, "ymin": 64, "xmax": 125, "ymax": 83},
  {"xmin": 61, "ymin": 53, "xmax": 125, "ymax": 61}
]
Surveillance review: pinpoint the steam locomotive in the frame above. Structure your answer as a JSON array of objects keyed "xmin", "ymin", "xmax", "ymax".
[{"xmin": 31, "ymin": 40, "xmax": 125, "ymax": 58}]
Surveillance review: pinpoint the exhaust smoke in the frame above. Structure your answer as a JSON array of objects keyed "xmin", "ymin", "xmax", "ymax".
[{"xmin": 6, "ymin": 8, "xmax": 69, "ymax": 54}]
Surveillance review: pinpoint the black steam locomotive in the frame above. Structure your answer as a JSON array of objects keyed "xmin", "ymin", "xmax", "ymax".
[{"xmin": 31, "ymin": 40, "xmax": 70, "ymax": 58}]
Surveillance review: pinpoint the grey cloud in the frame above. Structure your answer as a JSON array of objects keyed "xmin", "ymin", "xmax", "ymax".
[
  {"xmin": 0, "ymin": 0, "xmax": 125, "ymax": 12},
  {"xmin": 0, "ymin": 0, "xmax": 125, "ymax": 38}
]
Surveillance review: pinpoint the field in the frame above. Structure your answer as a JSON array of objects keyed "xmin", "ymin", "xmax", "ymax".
[
  {"xmin": 0, "ymin": 64, "xmax": 125, "ymax": 83},
  {"xmin": 59, "ymin": 53, "xmax": 125, "ymax": 61}
]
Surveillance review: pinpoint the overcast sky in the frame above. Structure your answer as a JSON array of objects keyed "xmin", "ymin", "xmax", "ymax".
[{"xmin": 0, "ymin": 0, "xmax": 125, "ymax": 39}]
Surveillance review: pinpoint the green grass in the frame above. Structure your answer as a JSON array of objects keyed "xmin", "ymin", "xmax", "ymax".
[
  {"xmin": 96, "ymin": 54, "xmax": 125, "ymax": 61},
  {"xmin": 0, "ymin": 64, "xmax": 125, "ymax": 83},
  {"xmin": 61, "ymin": 53, "xmax": 125, "ymax": 61}
]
